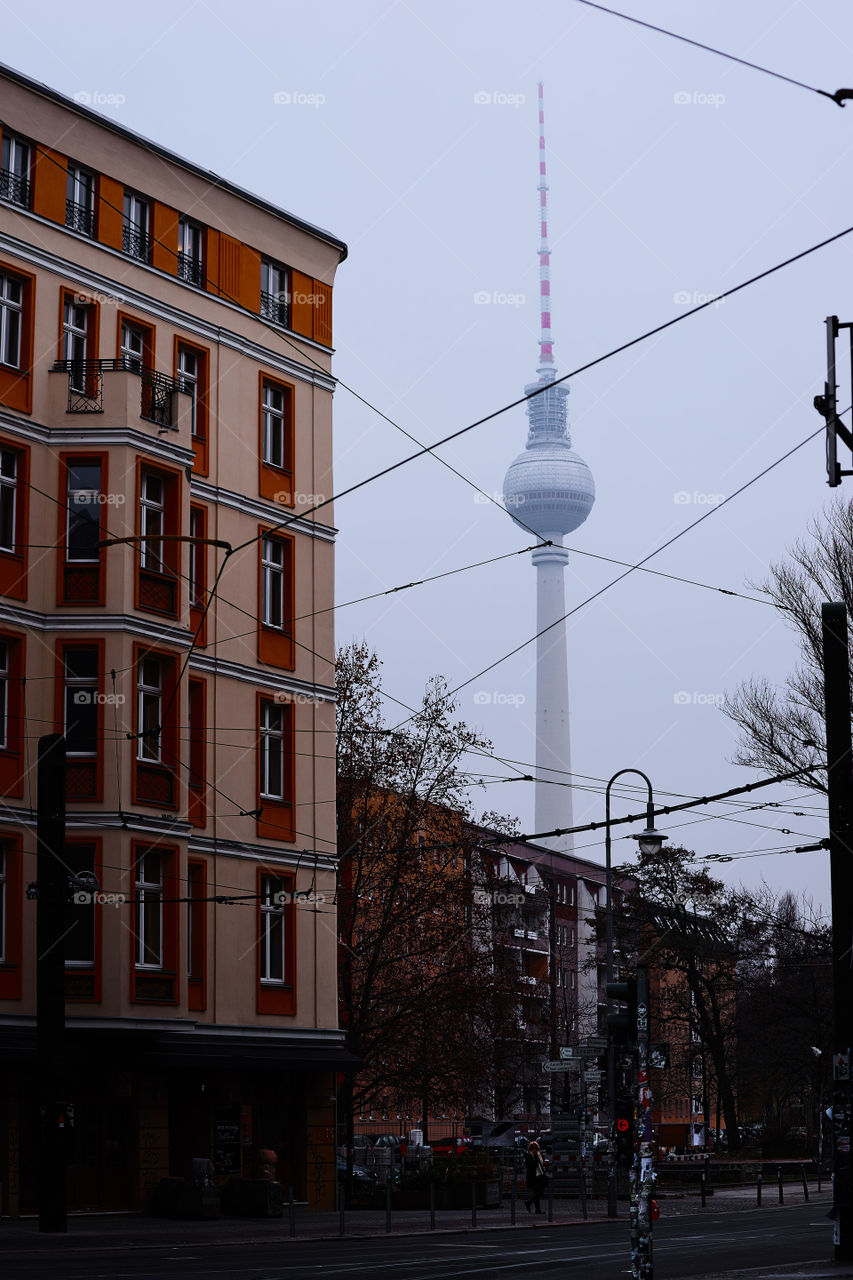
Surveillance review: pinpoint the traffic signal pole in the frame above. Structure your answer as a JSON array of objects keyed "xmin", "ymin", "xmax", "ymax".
[
  {"xmin": 36, "ymin": 733, "xmax": 68, "ymax": 1234},
  {"xmin": 633, "ymin": 965, "xmax": 654, "ymax": 1280},
  {"xmin": 821, "ymin": 603, "xmax": 853, "ymax": 1260}
]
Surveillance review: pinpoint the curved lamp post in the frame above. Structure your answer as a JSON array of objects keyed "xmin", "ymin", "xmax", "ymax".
[{"xmin": 604, "ymin": 768, "xmax": 667, "ymax": 1218}]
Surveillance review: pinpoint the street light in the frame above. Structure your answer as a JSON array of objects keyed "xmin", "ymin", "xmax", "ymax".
[{"xmin": 604, "ymin": 769, "xmax": 667, "ymax": 1218}]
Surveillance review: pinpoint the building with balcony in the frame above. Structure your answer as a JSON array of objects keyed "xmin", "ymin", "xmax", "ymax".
[{"xmin": 0, "ymin": 63, "xmax": 349, "ymax": 1214}]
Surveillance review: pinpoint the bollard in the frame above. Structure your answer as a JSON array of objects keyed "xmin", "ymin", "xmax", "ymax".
[
  {"xmin": 547, "ymin": 1173, "xmax": 554, "ymax": 1223},
  {"xmin": 801, "ymin": 1164, "xmax": 809, "ymax": 1202},
  {"xmin": 700, "ymin": 1171, "xmax": 706, "ymax": 1208},
  {"xmin": 471, "ymin": 1179, "xmax": 477, "ymax": 1229},
  {"xmin": 429, "ymin": 1180, "xmax": 435, "ymax": 1231},
  {"xmin": 510, "ymin": 1172, "xmax": 516, "ymax": 1226},
  {"xmin": 288, "ymin": 1185, "xmax": 296, "ymax": 1238},
  {"xmin": 777, "ymin": 1167, "xmax": 784, "ymax": 1204},
  {"xmin": 757, "ymin": 1170, "xmax": 762, "ymax": 1206},
  {"xmin": 385, "ymin": 1178, "xmax": 391, "ymax": 1233},
  {"xmin": 339, "ymin": 1183, "xmax": 345, "ymax": 1236}
]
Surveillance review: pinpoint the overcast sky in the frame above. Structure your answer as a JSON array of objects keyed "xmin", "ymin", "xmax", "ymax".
[{"xmin": 6, "ymin": 0, "xmax": 852, "ymax": 910}]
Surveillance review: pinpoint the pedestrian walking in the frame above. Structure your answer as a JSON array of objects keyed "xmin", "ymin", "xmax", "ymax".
[{"xmin": 524, "ymin": 1140, "xmax": 548, "ymax": 1214}]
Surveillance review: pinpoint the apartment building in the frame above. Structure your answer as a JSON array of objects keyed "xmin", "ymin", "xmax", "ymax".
[{"xmin": 0, "ymin": 63, "xmax": 348, "ymax": 1214}]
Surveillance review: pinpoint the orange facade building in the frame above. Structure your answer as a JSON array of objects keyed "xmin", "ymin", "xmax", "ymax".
[{"xmin": 0, "ymin": 64, "xmax": 348, "ymax": 1213}]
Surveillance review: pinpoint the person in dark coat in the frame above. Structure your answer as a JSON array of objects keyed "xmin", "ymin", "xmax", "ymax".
[{"xmin": 524, "ymin": 1139, "xmax": 547, "ymax": 1214}]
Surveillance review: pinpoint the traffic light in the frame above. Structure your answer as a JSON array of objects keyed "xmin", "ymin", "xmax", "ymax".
[
  {"xmin": 606, "ymin": 976, "xmax": 637, "ymax": 1047},
  {"xmin": 615, "ymin": 1095, "xmax": 635, "ymax": 1169}
]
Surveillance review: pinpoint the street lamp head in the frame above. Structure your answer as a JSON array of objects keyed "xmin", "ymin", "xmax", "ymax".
[{"xmin": 632, "ymin": 827, "xmax": 668, "ymax": 856}]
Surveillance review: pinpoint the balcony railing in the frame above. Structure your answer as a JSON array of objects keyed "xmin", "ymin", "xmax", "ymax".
[
  {"xmin": 65, "ymin": 198, "xmax": 95, "ymax": 237},
  {"xmin": 0, "ymin": 168, "xmax": 30, "ymax": 208},
  {"xmin": 52, "ymin": 358, "xmax": 188, "ymax": 426},
  {"xmin": 122, "ymin": 224, "xmax": 150, "ymax": 262},
  {"xmin": 260, "ymin": 290, "xmax": 288, "ymax": 326},
  {"xmin": 177, "ymin": 251, "xmax": 204, "ymax": 287}
]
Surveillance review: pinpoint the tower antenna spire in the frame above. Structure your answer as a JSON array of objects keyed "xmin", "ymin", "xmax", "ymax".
[{"xmin": 537, "ymin": 81, "xmax": 554, "ymax": 381}]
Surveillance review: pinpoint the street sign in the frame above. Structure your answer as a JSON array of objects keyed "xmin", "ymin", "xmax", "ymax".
[
  {"xmin": 542, "ymin": 1061, "xmax": 573, "ymax": 1073},
  {"xmin": 558, "ymin": 1045, "xmax": 599, "ymax": 1060},
  {"xmin": 559, "ymin": 1046, "xmax": 575, "ymax": 1059}
]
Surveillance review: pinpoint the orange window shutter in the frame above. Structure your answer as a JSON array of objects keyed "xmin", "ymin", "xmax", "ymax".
[
  {"xmin": 151, "ymin": 203, "xmax": 179, "ymax": 274},
  {"xmin": 32, "ymin": 148, "xmax": 67, "ymax": 223},
  {"xmin": 239, "ymin": 246, "xmax": 261, "ymax": 312},
  {"xmin": 97, "ymin": 176, "xmax": 124, "ymax": 249},
  {"xmin": 205, "ymin": 228, "xmax": 220, "ymax": 295},
  {"xmin": 291, "ymin": 270, "xmax": 314, "ymax": 338},
  {"xmin": 219, "ymin": 235, "xmax": 241, "ymax": 302},
  {"xmin": 313, "ymin": 280, "xmax": 333, "ymax": 346}
]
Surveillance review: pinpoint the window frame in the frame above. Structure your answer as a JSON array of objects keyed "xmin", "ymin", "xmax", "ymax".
[
  {"xmin": 132, "ymin": 644, "xmax": 179, "ymax": 810},
  {"xmin": 187, "ymin": 857, "xmax": 207, "ymax": 1010},
  {"xmin": 57, "ymin": 452, "xmax": 107, "ymax": 607},
  {"xmin": 63, "ymin": 839, "xmax": 103, "ymax": 1003},
  {"xmin": 256, "ymin": 867, "xmax": 296, "ymax": 1015},
  {"xmin": 55, "ymin": 637, "xmax": 105, "ymax": 803},
  {"xmin": 0, "ymin": 133, "xmax": 31, "ymax": 208},
  {"xmin": 187, "ymin": 676, "xmax": 206, "ymax": 828},
  {"xmin": 257, "ymin": 527, "xmax": 294, "ymax": 669},
  {"xmin": 130, "ymin": 841, "xmax": 178, "ymax": 1005},
  {"xmin": 135, "ymin": 460, "xmax": 181, "ymax": 619},
  {"xmin": 260, "ymin": 257, "xmax": 289, "ymax": 327},
  {"xmin": 0, "ymin": 274, "xmax": 22, "ymax": 369},
  {"xmin": 122, "ymin": 190, "xmax": 150, "ymax": 262},
  {"xmin": 174, "ymin": 337, "xmax": 209, "ymax": 473},
  {"xmin": 0, "ymin": 263, "xmax": 33, "ymax": 414},
  {"xmin": 258, "ymin": 373, "xmax": 294, "ymax": 504},
  {"xmin": 188, "ymin": 504, "xmax": 207, "ymax": 645},
  {"xmin": 256, "ymin": 695, "xmax": 295, "ymax": 841},
  {"xmin": 0, "ymin": 833, "xmax": 22, "ymax": 999},
  {"xmin": 0, "ymin": 633, "xmax": 24, "ymax": 798},
  {"xmin": 65, "ymin": 163, "xmax": 95, "ymax": 237},
  {"xmin": 177, "ymin": 217, "xmax": 204, "ymax": 287}
]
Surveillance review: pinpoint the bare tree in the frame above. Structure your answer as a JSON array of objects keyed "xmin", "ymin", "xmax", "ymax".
[{"xmin": 723, "ymin": 497, "xmax": 853, "ymax": 791}]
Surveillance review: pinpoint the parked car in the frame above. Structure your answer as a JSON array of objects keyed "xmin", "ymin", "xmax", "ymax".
[{"xmin": 337, "ymin": 1161, "xmax": 379, "ymax": 1194}]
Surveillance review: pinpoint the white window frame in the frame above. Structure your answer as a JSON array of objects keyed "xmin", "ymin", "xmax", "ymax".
[
  {"xmin": 177, "ymin": 218, "xmax": 203, "ymax": 284},
  {"xmin": 63, "ymin": 647, "xmax": 99, "ymax": 759},
  {"xmin": 120, "ymin": 320, "xmax": 146, "ymax": 373},
  {"xmin": 261, "ymin": 536, "xmax": 285, "ymax": 630},
  {"xmin": 260, "ymin": 701, "xmax": 285, "ymax": 800},
  {"xmin": 189, "ymin": 507, "xmax": 204, "ymax": 608},
  {"xmin": 177, "ymin": 345, "xmax": 199, "ymax": 436},
  {"xmin": 0, "ymin": 275, "xmax": 22, "ymax": 369},
  {"xmin": 139, "ymin": 472, "xmax": 164, "ymax": 572},
  {"xmin": 0, "ymin": 451, "xmax": 17, "ymax": 555},
  {"xmin": 262, "ymin": 381, "xmax": 286, "ymax": 469},
  {"xmin": 135, "ymin": 848, "xmax": 163, "ymax": 969},
  {"xmin": 62, "ymin": 298, "xmax": 89, "ymax": 365},
  {"xmin": 66, "ymin": 459, "xmax": 102, "ymax": 563},
  {"xmin": 137, "ymin": 657, "xmax": 162, "ymax": 763},
  {"xmin": 123, "ymin": 192, "xmax": 149, "ymax": 259},
  {"xmin": 0, "ymin": 643, "xmax": 7, "ymax": 753},
  {"xmin": 260, "ymin": 874, "xmax": 286, "ymax": 985},
  {"xmin": 260, "ymin": 258, "xmax": 288, "ymax": 324},
  {"xmin": 0, "ymin": 844, "xmax": 5, "ymax": 963},
  {"xmin": 1, "ymin": 134, "xmax": 30, "ymax": 205},
  {"xmin": 66, "ymin": 164, "xmax": 95, "ymax": 234}
]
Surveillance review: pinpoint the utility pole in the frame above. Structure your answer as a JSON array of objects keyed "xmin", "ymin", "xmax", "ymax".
[
  {"xmin": 629, "ymin": 965, "xmax": 654, "ymax": 1280},
  {"xmin": 822, "ymin": 603, "xmax": 853, "ymax": 1260},
  {"xmin": 36, "ymin": 733, "xmax": 68, "ymax": 1234}
]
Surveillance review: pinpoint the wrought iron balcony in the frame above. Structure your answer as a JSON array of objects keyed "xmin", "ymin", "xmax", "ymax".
[
  {"xmin": 122, "ymin": 224, "xmax": 150, "ymax": 262},
  {"xmin": 51, "ymin": 357, "xmax": 189, "ymax": 426},
  {"xmin": 65, "ymin": 198, "xmax": 95, "ymax": 237},
  {"xmin": 260, "ymin": 290, "xmax": 288, "ymax": 326},
  {"xmin": 0, "ymin": 168, "xmax": 30, "ymax": 208},
  {"xmin": 177, "ymin": 251, "xmax": 204, "ymax": 287}
]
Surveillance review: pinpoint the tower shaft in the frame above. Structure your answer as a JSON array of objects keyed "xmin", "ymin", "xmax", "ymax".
[{"xmin": 533, "ymin": 540, "xmax": 573, "ymax": 851}]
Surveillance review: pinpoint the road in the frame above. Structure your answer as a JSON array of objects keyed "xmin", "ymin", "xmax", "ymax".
[{"xmin": 0, "ymin": 1202, "xmax": 838, "ymax": 1280}]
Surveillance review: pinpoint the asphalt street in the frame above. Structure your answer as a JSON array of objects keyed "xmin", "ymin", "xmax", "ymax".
[{"xmin": 0, "ymin": 1200, "xmax": 843, "ymax": 1280}]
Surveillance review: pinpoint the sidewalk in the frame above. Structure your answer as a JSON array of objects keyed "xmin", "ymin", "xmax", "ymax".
[{"xmin": 0, "ymin": 1183, "xmax": 833, "ymax": 1255}]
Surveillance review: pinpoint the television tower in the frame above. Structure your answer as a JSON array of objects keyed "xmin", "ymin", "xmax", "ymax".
[{"xmin": 502, "ymin": 82, "xmax": 595, "ymax": 852}]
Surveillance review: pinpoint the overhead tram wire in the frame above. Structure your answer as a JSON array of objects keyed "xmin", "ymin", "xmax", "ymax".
[{"xmin": 570, "ymin": 0, "xmax": 853, "ymax": 107}]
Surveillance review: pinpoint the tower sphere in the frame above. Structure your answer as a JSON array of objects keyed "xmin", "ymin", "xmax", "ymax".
[{"xmin": 502, "ymin": 438, "xmax": 595, "ymax": 538}]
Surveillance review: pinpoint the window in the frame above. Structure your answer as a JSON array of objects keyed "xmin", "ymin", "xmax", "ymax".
[
  {"xmin": 261, "ymin": 536, "xmax": 285, "ymax": 629},
  {"xmin": 64, "ymin": 844, "xmax": 96, "ymax": 969},
  {"xmin": 0, "ymin": 635, "xmax": 23, "ymax": 796},
  {"xmin": 135, "ymin": 848, "xmax": 163, "ymax": 968},
  {"xmin": 177, "ymin": 345, "xmax": 199, "ymax": 436},
  {"xmin": 260, "ymin": 701, "xmax": 285, "ymax": 800},
  {"xmin": 260, "ymin": 875, "xmax": 286, "ymax": 984},
  {"xmin": 66, "ymin": 164, "xmax": 95, "ymax": 236},
  {"xmin": 62, "ymin": 297, "xmax": 90, "ymax": 365},
  {"xmin": 570, "ymin": 884, "xmax": 575, "ymax": 907},
  {"xmin": 187, "ymin": 678, "xmax": 206, "ymax": 827},
  {"xmin": 256, "ymin": 868, "xmax": 295, "ymax": 1014},
  {"xmin": 123, "ymin": 191, "xmax": 150, "ymax": 261},
  {"xmin": 137, "ymin": 464, "xmax": 180, "ymax": 617},
  {"xmin": 133, "ymin": 647, "xmax": 177, "ymax": 808},
  {"xmin": 0, "ymin": 836, "xmax": 22, "ymax": 998},
  {"xmin": 178, "ymin": 217, "xmax": 204, "ymax": 286},
  {"xmin": 137, "ymin": 656, "xmax": 162, "ymax": 763},
  {"xmin": 0, "ymin": 134, "xmax": 30, "ymax": 207},
  {"xmin": 66, "ymin": 460, "xmax": 101, "ymax": 562},
  {"xmin": 0, "ymin": 275, "xmax": 22, "ymax": 369},
  {"xmin": 139, "ymin": 472, "xmax": 164, "ymax": 573},
  {"xmin": 120, "ymin": 319, "xmax": 146, "ymax": 373},
  {"xmin": 260, "ymin": 258, "xmax": 289, "ymax": 326},
  {"xmin": 257, "ymin": 697, "xmax": 294, "ymax": 841},
  {"xmin": 64, "ymin": 647, "xmax": 98, "ymax": 759},
  {"xmin": 189, "ymin": 506, "xmax": 205, "ymax": 610},
  {"xmin": 187, "ymin": 859, "xmax": 206, "ymax": 1010},
  {"xmin": 262, "ymin": 380, "xmax": 287, "ymax": 469},
  {"xmin": 0, "ymin": 451, "xmax": 17, "ymax": 554}
]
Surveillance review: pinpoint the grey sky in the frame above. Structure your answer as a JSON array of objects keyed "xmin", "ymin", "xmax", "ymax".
[{"xmin": 6, "ymin": 0, "xmax": 851, "ymax": 907}]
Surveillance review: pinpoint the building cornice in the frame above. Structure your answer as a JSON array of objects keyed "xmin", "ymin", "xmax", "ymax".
[
  {"xmin": 187, "ymin": 653, "xmax": 335, "ymax": 701},
  {"xmin": 190, "ymin": 479, "xmax": 337, "ymax": 543},
  {"xmin": 188, "ymin": 834, "xmax": 337, "ymax": 870},
  {"xmin": 0, "ymin": 602, "xmax": 193, "ymax": 647},
  {"xmin": 0, "ymin": 409, "xmax": 195, "ymax": 467}
]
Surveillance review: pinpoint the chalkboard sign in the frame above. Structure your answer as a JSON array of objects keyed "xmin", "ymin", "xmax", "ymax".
[{"xmin": 214, "ymin": 1119, "xmax": 240, "ymax": 1174}]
